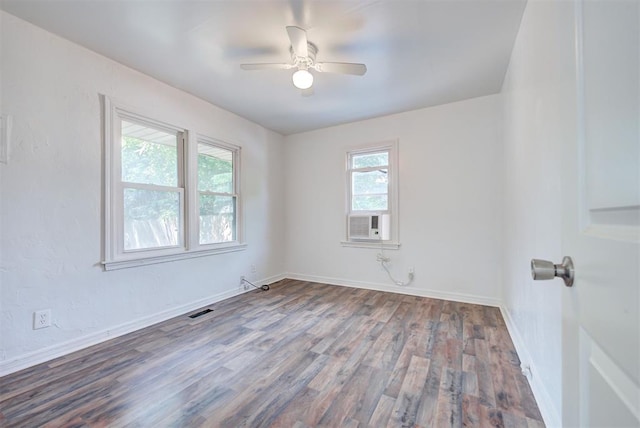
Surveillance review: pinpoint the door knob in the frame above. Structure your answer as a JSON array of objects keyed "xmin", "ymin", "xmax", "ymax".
[{"xmin": 531, "ymin": 256, "xmax": 574, "ymax": 287}]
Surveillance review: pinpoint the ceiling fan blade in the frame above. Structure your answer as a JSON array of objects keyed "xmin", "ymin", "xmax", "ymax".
[
  {"xmin": 301, "ymin": 87, "xmax": 314, "ymax": 97},
  {"xmin": 286, "ymin": 26, "xmax": 308, "ymax": 58},
  {"xmin": 240, "ymin": 63, "xmax": 293, "ymax": 70},
  {"xmin": 315, "ymin": 62, "xmax": 367, "ymax": 76}
]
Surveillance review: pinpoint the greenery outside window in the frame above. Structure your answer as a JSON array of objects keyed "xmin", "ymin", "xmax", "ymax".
[
  {"xmin": 120, "ymin": 119, "xmax": 184, "ymax": 252},
  {"xmin": 349, "ymin": 150, "xmax": 390, "ymax": 213},
  {"xmin": 103, "ymin": 96, "xmax": 244, "ymax": 270},
  {"xmin": 197, "ymin": 139, "xmax": 238, "ymax": 245}
]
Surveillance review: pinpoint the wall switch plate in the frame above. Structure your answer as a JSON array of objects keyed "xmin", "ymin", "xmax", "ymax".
[{"xmin": 34, "ymin": 309, "xmax": 51, "ymax": 330}]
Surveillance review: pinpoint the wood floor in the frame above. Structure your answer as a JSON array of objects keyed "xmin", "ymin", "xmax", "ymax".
[{"xmin": 0, "ymin": 279, "xmax": 544, "ymax": 427}]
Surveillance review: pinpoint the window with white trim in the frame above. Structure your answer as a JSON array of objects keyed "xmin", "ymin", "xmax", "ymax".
[
  {"xmin": 344, "ymin": 141, "xmax": 400, "ymax": 247},
  {"xmin": 103, "ymin": 97, "xmax": 244, "ymax": 270},
  {"xmin": 196, "ymin": 139, "xmax": 238, "ymax": 245},
  {"xmin": 349, "ymin": 149, "xmax": 390, "ymax": 213},
  {"xmin": 120, "ymin": 118, "xmax": 184, "ymax": 252}
]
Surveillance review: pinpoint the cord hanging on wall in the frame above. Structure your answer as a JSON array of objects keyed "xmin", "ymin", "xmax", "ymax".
[
  {"xmin": 377, "ymin": 238, "xmax": 414, "ymax": 286},
  {"xmin": 241, "ymin": 277, "xmax": 270, "ymax": 291}
]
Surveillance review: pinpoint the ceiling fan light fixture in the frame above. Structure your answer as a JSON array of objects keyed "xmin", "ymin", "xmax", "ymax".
[{"xmin": 292, "ymin": 69, "xmax": 313, "ymax": 89}]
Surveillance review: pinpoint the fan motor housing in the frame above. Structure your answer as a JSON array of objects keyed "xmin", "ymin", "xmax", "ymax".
[{"xmin": 290, "ymin": 42, "xmax": 317, "ymax": 67}]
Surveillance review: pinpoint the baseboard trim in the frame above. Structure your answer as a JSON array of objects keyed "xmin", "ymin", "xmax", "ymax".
[
  {"xmin": 285, "ymin": 272, "xmax": 501, "ymax": 307},
  {"xmin": 0, "ymin": 273, "xmax": 286, "ymax": 377},
  {"xmin": 500, "ymin": 306, "xmax": 562, "ymax": 428}
]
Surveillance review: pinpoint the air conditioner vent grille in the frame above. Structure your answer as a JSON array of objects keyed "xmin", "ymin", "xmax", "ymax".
[
  {"xmin": 347, "ymin": 214, "xmax": 390, "ymax": 240},
  {"xmin": 349, "ymin": 216, "xmax": 371, "ymax": 238}
]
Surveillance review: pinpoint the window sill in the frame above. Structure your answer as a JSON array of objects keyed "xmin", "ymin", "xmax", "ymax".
[
  {"xmin": 102, "ymin": 243, "xmax": 247, "ymax": 271},
  {"xmin": 340, "ymin": 241, "xmax": 401, "ymax": 250}
]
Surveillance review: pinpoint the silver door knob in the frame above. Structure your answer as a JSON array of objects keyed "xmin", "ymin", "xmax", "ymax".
[{"xmin": 531, "ymin": 256, "xmax": 574, "ymax": 287}]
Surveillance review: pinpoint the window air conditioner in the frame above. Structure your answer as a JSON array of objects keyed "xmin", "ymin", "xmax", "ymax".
[{"xmin": 348, "ymin": 214, "xmax": 390, "ymax": 241}]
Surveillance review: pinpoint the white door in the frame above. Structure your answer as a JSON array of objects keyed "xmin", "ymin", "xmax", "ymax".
[{"xmin": 560, "ymin": 1, "xmax": 639, "ymax": 426}]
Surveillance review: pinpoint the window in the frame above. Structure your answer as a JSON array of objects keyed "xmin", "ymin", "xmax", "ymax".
[
  {"xmin": 120, "ymin": 119, "xmax": 184, "ymax": 252},
  {"xmin": 344, "ymin": 141, "xmax": 400, "ymax": 248},
  {"xmin": 197, "ymin": 139, "xmax": 237, "ymax": 245},
  {"xmin": 103, "ymin": 97, "xmax": 244, "ymax": 269},
  {"xmin": 349, "ymin": 150, "xmax": 389, "ymax": 212}
]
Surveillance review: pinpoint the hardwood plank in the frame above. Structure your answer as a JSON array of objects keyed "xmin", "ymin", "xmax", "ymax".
[
  {"xmin": 486, "ymin": 327, "xmax": 526, "ymax": 418},
  {"xmin": 479, "ymin": 406, "xmax": 505, "ymax": 428},
  {"xmin": 307, "ymin": 356, "xmax": 345, "ymax": 391},
  {"xmin": 414, "ymin": 323, "xmax": 447, "ymax": 425},
  {"xmin": 370, "ymin": 299, "xmax": 402, "ymax": 323},
  {"xmin": 300, "ymin": 384, "xmax": 345, "ymax": 426},
  {"xmin": 268, "ymin": 387, "xmax": 320, "ymax": 427},
  {"xmin": 463, "ymin": 320, "xmax": 477, "ymax": 356},
  {"xmin": 442, "ymin": 305, "xmax": 464, "ymax": 341},
  {"xmin": 462, "ymin": 393, "xmax": 481, "ymax": 427},
  {"xmin": 369, "ymin": 394, "xmax": 396, "ymax": 427},
  {"xmin": 324, "ymin": 316, "xmax": 378, "ymax": 359},
  {"xmin": 463, "ymin": 369, "xmax": 479, "ymax": 397},
  {"xmin": 349, "ymin": 365, "xmax": 389, "ymax": 425},
  {"xmin": 383, "ymin": 317, "xmax": 431, "ymax": 398},
  {"xmin": 362, "ymin": 301, "xmax": 413, "ymax": 371},
  {"xmin": 434, "ymin": 367, "xmax": 463, "ymax": 427},
  {"xmin": 316, "ymin": 363, "xmax": 386, "ymax": 426},
  {"xmin": 502, "ymin": 410, "xmax": 535, "ymax": 428},
  {"xmin": 387, "ymin": 355, "xmax": 431, "ymax": 427},
  {"xmin": 361, "ymin": 327, "xmax": 402, "ymax": 370},
  {"xmin": 474, "ymin": 337, "xmax": 497, "ymax": 408}
]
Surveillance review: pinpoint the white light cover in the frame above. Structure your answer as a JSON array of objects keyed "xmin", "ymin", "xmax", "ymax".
[{"xmin": 292, "ymin": 69, "xmax": 313, "ymax": 89}]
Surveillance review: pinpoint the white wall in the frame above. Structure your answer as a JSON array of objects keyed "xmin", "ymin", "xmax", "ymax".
[
  {"xmin": 500, "ymin": 1, "xmax": 578, "ymax": 426},
  {"xmin": 284, "ymin": 95, "xmax": 503, "ymax": 305},
  {"xmin": 0, "ymin": 12, "xmax": 286, "ymax": 374}
]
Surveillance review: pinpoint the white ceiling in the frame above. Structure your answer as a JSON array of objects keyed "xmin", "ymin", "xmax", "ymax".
[{"xmin": 1, "ymin": 0, "xmax": 526, "ymax": 135}]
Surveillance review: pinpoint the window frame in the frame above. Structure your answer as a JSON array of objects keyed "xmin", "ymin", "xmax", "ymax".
[
  {"xmin": 342, "ymin": 140, "xmax": 401, "ymax": 249},
  {"xmin": 190, "ymin": 135, "xmax": 242, "ymax": 248},
  {"xmin": 117, "ymin": 115, "xmax": 186, "ymax": 255},
  {"xmin": 348, "ymin": 149, "xmax": 391, "ymax": 215},
  {"xmin": 103, "ymin": 96, "xmax": 245, "ymax": 270}
]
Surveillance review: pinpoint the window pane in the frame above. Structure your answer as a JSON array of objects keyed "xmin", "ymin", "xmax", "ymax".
[
  {"xmin": 352, "ymin": 169, "xmax": 388, "ymax": 195},
  {"xmin": 198, "ymin": 144, "xmax": 233, "ymax": 193},
  {"xmin": 352, "ymin": 194, "xmax": 388, "ymax": 211},
  {"xmin": 121, "ymin": 120, "xmax": 178, "ymax": 186},
  {"xmin": 352, "ymin": 151, "xmax": 388, "ymax": 169},
  {"xmin": 199, "ymin": 194, "xmax": 236, "ymax": 244},
  {"xmin": 124, "ymin": 188, "xmax": 180, "ymax": 250}
]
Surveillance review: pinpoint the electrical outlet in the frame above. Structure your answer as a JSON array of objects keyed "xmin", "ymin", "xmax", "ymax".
[
  {"xmin": 34, "ymin": 309, "xmax": 51, "ymax": 330},
  {"xmin": 250, "ymin": 264, "xmax": 256, "ymax": 274},
  {"xmin": 522, "ymin": 364, "xmax": 533, "ymax": 380},
  {"xmin": 240, "ymin": 276, "xmax": 248, "ymax": 290},
  {"xmin": 409, "ymin": 267, "xmax": 415, "ymax": 274}
]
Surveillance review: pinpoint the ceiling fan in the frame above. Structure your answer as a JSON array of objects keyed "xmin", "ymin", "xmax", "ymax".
[{"xmin": 240, "ymin": 26, "xmax": 367, "ymax": 94}]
